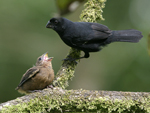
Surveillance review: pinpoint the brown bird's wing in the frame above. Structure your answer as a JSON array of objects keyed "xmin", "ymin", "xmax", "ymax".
[{"xmin": 17, "ymin": 67, "xmax": 40, "ymax": 88}]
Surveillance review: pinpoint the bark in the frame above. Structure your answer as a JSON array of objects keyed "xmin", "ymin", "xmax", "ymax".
[{"xmin": 1, "ymin": 88, "xmax": 150, "ymax": 112}]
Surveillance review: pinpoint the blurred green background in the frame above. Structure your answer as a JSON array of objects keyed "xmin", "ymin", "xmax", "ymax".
[{"xmin": 0, "ymin": 0, "xmax": 150, "ymax": 103}]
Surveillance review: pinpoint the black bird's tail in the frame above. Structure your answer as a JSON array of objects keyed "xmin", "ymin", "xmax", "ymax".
[{"xmin": 107, "ymin": 29, "xmax": 143, "ymax": 43}]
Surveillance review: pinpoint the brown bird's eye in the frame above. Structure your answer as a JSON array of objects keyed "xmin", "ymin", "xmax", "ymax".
[{"xmin": 38, "ymin": 58, "xmax": 42, "ymax": 61}]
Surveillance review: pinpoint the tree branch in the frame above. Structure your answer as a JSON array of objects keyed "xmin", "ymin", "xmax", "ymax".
[
  {"xmin": 52, "ymin": 48, "xmax": 81, "ymax": 89},
  {"xmin": 1, "ymin": 88, "xmax": 150, "ymax": 112}
]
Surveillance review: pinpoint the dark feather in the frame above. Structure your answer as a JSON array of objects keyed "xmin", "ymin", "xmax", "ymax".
[
  {"xmin": 46, "ymin": 17, "xmax": 143, "ymax": 59},
  {"xmin": 17, "ymin": 67, "xmax": 39, "ymax": 88}
]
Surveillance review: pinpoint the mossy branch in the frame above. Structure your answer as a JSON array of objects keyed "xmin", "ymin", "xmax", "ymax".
[
  {"xmin": 80, "ymin": 0, "xmax": 106, "ymax": 22},
  {"xmin": 52, "ymin": 48, "xmax": 81, "ymax": 89},
  {"xmin": 52, "ymin": 0, "xmax": 106, "ymax": 89},
  {"xmin": 1, "ymin": 88, "xmax": 150, "ymax": 112}
]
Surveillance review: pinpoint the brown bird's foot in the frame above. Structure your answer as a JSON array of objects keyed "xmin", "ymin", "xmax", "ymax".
[
  {"xmin": 28, "ymin": 90, "xmax": 42, "ymax": 93},
  {"xmin": 46, "ymin": 85, "xmax": 54, "ymax": 89}
]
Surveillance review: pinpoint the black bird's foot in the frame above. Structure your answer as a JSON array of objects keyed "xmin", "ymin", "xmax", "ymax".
[
  {"xmin": 62, "ymin": 56, "xmax": 79, "ymax": 64},
  {"xmin": 63, "ymin": 57, "xmax": 76, "ymax": 61},
  {"xmin": 62, "ymin": 51, "xmax": 90, "ymax": 64}
]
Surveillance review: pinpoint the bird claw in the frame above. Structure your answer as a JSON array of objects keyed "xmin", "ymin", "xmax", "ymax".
[
  {"xmin": 28, "ymin": 90, "xmax": 42, "ymax": 93},
  {"xmin": 46, "ymin": 85, "xmax": 54, "ymax": 89},
  {"xmin": 62, "ymin": 57, "xmax": 78, "ymax": 64},
  {"xmin": 27, "ymin": 85, "xmax": 53, "ymax": 93}
]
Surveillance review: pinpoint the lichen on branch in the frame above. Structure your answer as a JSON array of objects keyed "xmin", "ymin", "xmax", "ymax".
[
  {"xmin": 1, "ymin": 89, "xmax": 150, "ymax": 112},
  {"xmin": 53, "ymin": 48, "xmax": 80, "ymax": 89},
  {"xmin": 80, "ymin": 0, "xmax": 106, "ymax": 22}
]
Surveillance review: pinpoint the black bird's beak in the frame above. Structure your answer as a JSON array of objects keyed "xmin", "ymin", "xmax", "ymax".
[{"xmin": 46, "ymin": 21, "xmax": 53, "ymax": 28}]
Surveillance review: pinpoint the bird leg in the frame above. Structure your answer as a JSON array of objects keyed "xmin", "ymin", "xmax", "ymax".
[
  {"xmin": 83, "ymin": 51, "xmax": 90, "ymax": 58},
  {"xmin": 63, "ymin": 57, "xmax": 78, "ymax": 64},
  {"xmin": 28, "ymin": 90, "xmax": 42, "ymax": 93},
  {"xmin": 63, "ymin": 51, "xmax": 90, "ymax": 63},
  {"xmin": 27, "ymin": 85, "xmax": 53, "ymax": 93},
  {"xmin": 46, "ymin": 85, "xmax": 54, "ymax": 89}
]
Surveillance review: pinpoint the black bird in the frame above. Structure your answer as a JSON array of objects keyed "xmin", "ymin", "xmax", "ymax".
[{"xmin": 46, "ymin": 17, "xmax": 143, "ymax": 60}]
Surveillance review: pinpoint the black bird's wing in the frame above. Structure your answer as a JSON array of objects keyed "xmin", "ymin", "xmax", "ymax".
[
  {"xmin": 71, "ymin": 22, "xmax": 112, "ymax": 46},
  {"xmin": 90, "ymin": 23, "xmax": 112, "ymax": 40},
  {"xmin": 17, "ymin": 67, "xmax": 40, "ymax": 88}
]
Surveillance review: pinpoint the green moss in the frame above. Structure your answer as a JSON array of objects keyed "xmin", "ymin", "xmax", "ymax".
[
  {"xmin": 1, "ymin": 89, "xmax": 150, "ymax": 112},
  {"xmin": 53, "ymin": 48, "xmax": 81, "ymax": 89},
  {"xmin": 80, "ymin": 0, "xmax": 106, "ymax": 22}
]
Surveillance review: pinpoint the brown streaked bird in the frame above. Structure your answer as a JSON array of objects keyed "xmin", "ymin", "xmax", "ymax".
[{"xmin": 15, "ymin": 52, "xmax": 54, "ymax": 94}]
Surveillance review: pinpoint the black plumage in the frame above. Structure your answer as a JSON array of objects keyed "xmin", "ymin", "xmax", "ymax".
[{"xmin": 46, "ymin": 17, "xmax": 143, "ymax": 59}]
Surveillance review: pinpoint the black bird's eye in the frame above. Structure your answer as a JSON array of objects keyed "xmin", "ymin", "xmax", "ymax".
[
  {"xmin": 38, "ymin": 57, "xmax": 42, "ymax": 61},
  {"xmin": 54, "ymin": 20, "xmax": 58, "ymax": 24}
]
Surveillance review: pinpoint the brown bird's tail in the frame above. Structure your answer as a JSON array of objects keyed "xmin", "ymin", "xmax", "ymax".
[{"xmin": 107, "ymin": 29, "xmax": 143, "ymax": 43}]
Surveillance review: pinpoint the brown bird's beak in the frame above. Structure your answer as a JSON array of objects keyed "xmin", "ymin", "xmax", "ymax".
[
  {"xmin": 48, "ymin": 57, "xmax": 53, "ymax": 62},
  {"xmin": 42, "ymin": 52, "xmax": 48, "ymax": 60},
  {"xmin": 46, "ymin": 21, "xmax": 53, "ymax": 28},
  {"xmin": 43, "ymin": 52, "xmax": 53, "ymax": 62},
  {"xmin": 44, "ymin": 52, "xmax": 48, "ymax": 57}
]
